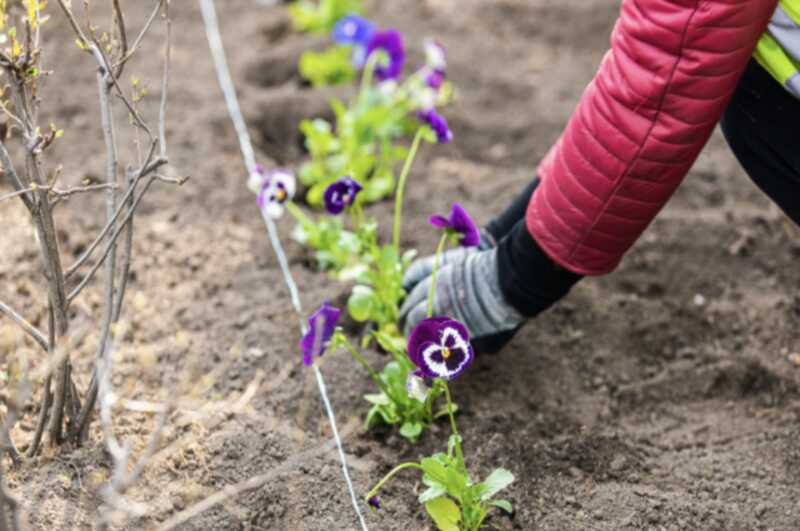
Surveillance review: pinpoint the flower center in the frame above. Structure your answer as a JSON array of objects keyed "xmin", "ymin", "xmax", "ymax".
[
  {"xmin": 441, "ymin": 347, "xmax": 451, "ymax": 360},
  {"xmin": 275, "ymin": 189, "xmax": 287, "ymax": 202}
]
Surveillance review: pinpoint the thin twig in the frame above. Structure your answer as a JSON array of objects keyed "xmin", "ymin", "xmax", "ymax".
[
  {"xmin": 115, "ymin": 1, "xmax": 165, "ymax": 71},
  {"xmin": 0, "ymin": 300, "xmax": 48, "ymax": 351}
]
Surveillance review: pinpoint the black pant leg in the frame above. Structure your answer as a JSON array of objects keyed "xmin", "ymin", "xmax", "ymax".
[{"xmin": 721, "ymin": 60, "xmax": 800, "ymax": 225}]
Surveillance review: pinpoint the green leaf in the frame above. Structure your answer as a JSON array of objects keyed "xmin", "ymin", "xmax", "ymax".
[
  {"xmin": 490, "ymin": 499, "xmax": 514, "ymax": 514},
  {"xmin": 424, "ymin": 497, "xmax": 461, "ymax": 531},
  {"xmin": 298, "ymin": 46, "xmax": 357, "ymax": 87},
  {"xmin": 347, "ymin": 285, "xmax": 377, "ymax": 322},
  {"xmin": 363, "ymin": 393, "xmax": 391, "ymax": 406},
  {"xmin": 419, "ymin": 484, "xmax": 447, "ymax": 504},
  {"xmin": 479, "ymin": 468, "xmax": 515, "ymax": 501},
  {"xmin": 399, "ymin": 421, "xmax": 423, "ymax": 441},
  {"xmin": 434, "ymin": 403, "xmax": 459, "ymax": 419},
  {"xmin": 373, "ymin": 330, "xmax": 406, "ymax": 357}
]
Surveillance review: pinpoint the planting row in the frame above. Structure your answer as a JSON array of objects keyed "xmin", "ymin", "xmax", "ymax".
[{"xmin": 251, "ymin": 3, "xmax": 516, "ymax": 529}]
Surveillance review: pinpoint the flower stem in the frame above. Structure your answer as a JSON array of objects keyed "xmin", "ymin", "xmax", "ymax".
[
  {"xmin": 365, "ymin": 462, "xmax": 425, "ymax": 501},
  {"xmin": 444, "ymin": 382, "xmax": 465, "ymax": 470},
  {"xmin": 285, "ymin": 200, "xmax": 313, "ymax": 227},
  {"xmin": 341, "ymin": 337, "xmax": 391, "ymax": 397},
  {"xmin": 359, "ymin": 51, "xmax": 380, "ymax": 107},
  {"xmin": 427, "ymin": 233, "xmax": 449, "ymax": 318},
  {"xmin": 392, "ymin": 127, "xmax": 425, "ymax": 250}
]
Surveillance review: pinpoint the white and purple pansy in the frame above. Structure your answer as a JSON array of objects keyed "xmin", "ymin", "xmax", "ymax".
[
  {"xmin": 406, "ymin": 371, "xmax": 431, "ymax": 402},
  {"xmin": 407, "ymin": 317, "xmax": 474, "ymax": 381},
  {"xmin": 252, "ymin": 168, "xmax": 296, "ymax": 219},
  {"xmin": 424, "ymin": 39, "xmax": 447, "ymax": 72}
]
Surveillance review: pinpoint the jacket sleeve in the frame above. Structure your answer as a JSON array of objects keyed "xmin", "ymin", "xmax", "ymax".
[{"xmin": 526, "ymin": 0, "xmax": 777, "ymax": 276}]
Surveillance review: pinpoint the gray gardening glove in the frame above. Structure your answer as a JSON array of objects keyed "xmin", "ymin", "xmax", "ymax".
[
  {"xmin": 402, "ymin": 228, "xmax": 496, "ymax": 292},
  {"xmin": 399, "ymin": 248, "xmax": 524, "ymax": 340}
]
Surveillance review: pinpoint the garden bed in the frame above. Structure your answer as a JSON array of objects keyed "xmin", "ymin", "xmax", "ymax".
[{"xmin": 3, "ymin": 0, "xmax": 800, "ymax": 529}]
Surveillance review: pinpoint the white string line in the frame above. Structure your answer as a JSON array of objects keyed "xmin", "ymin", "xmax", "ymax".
[{"xmin": 198, "ymin": 2, "xmax": 368, "ymax": 529}]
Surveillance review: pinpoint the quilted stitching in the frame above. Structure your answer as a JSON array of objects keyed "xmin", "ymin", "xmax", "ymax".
[{"xmin": 527, "ymin": 0, "xmax": 778, "ymax": 276}]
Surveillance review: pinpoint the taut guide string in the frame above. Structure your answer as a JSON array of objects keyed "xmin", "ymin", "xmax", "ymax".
[{"xmin": 198, "ymin": 1, "xmax": 368, "ymax": 529}]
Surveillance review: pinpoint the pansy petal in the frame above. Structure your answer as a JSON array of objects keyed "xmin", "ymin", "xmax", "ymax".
[
  {"xmin": 449, "ymin": 203, "xmax": 480, "ymax": 247},
  {"xmin": 407, "ymin": 317, "xmax": 449, "ymax": 368},
  {"xmin": 300, "ymin": 303, "xmax": 342, "ymax": 366},
  {"xmin": 406, "ymin": 373, "xmax": 431, "ymax": 402},
  {"xmin": 248, "ymin": 170, "xmax": 265, "ymax": 194},
  {"xmin": 428, "ymin": 214, "xmax": 450, "ymax": 229},
  {"xmin": 366, "ymin": 30, "xmax": 405, "ymax": 81}
]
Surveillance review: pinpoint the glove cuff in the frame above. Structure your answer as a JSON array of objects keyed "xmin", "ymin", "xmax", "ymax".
[{"xmin": 496, "ymin": 219, "xmax": 582, "ymax": 317}]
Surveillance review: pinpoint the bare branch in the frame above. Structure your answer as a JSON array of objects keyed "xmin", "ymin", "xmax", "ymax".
[
  {"xmin": 67, "ymin": 171, "xmax": 183, "ymax": 303},
  {"xmin": 115, "ymin": 1, "xmax": 164, "ymax": 70},
  {"xmin": 111, "ymin": 0, "xmax": 129, "ymax": 78},
  {"xmin": 0, "ymin": 140, "xmax": 34, "ymax": 212},
  {"xmin": 0, "ymin": 300, "xmax": 49, "ymax": 352},
  {"xmin": 158, "ymin": 0, "xmax": 171, "ymax": 159}
]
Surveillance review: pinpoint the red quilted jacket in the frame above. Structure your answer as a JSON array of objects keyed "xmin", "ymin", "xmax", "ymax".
[{"xmin": 527, "ymin": 0, "xmax": 778, "ymax": 276}]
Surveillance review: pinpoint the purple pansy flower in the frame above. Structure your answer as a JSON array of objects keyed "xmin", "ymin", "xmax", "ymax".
[
  {"xmin": 367, "ymin": 496, "xmax": 381, "ymax": 511},
  {"xmin": 332, "ymin": 15, "xmax": 376, "ymax": 68},
  {"xmin": 425, "ymin": 68, "xmax": 446, "ymax": 90},
  {"xmin": 366, "ymin": 30, "xmax": 405, "ymax": 81},
  {"xmin": 332, "ymin": 15, "xmax": 375, "ymax": 46},
  {"xmin": 252, "ymin": 168, "xmax": 296, "ymax": 219},
  {"xmin": 299, "ymin": 303, "xmax": 341, "ymax": 366},
  {"xmin": 323, "ymin": 176, "xmax": 363, "ymax": 215},
  {"xmin": 417, "ymin": 109, "xmax": 452, "ymax": 144},
  {"xmin": 429, "ymin": 203, "xmax": 480, "ymax": 247},
  {"xmin": 407, "ymin": 317, "xmax": 474, "ymax": 381}
]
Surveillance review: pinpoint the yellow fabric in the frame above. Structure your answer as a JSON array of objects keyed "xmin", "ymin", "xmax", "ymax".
[
  {"xmin": 755, "ymin": 33, "xmax": 799, "ymax": 85},
  {"xmin": 780, "ymin": 0, "xmax": 800, "ymax": 24},
  {"xmin": 755, "ymin": 1, "xmax": 800, "ymax": 90}
]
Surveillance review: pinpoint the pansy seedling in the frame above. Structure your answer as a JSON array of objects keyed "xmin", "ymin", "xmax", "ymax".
[
  {"xmin": 366, "ymin": 29, "xmax": 405, "ymax": 81},
  {"xmin": 324, "ymin": 175, "xmax": 363, "ymax": 215},
  {"xmin": 417, "ymin": 109, "xmax": 453, "ymax": 144},
  {"xmin": 300, "ymin": 302, "xmax": 341, "ymax": 366},
  {"xmin": 253, "ymin": 168, "xmax": 296, "ymax": 219},
  {"xmin": 408, "ymin": 317, "xmax": 474, "ymax": 381},
  {"xmin": 429, "ymin": 203, "xmax": 480, "ymax": 248}
]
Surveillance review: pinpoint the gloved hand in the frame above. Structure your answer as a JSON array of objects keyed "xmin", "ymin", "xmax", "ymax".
[
  {"xmin": 402, "ymin": 227, "xmax": 495, "ymax": 291},
  {"xmin": 399, "ymin": 247, "xmax": 525, "ymax": 344}
]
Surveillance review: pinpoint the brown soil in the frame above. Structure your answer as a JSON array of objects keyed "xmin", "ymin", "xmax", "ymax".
[{"xmin": 3, "ymin": 0, "xmax": 800, "ymax": 530}]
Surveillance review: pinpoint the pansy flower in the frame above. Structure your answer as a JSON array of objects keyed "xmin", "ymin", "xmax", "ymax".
[
  {"xmin": 417, "ymin": 109, "xmax": 452, "ymax": 144},
  {"xmin": 299, "ymin": 303, "xmax": 341, "ymax": 366},
  {"xmin": 323, "ymin": 176, "xmax": 363, "ymax": 215},
  {"xmin": 407, "ymin": 317, "xmax": 474, "ymax": 381},
  {"xmin": 429, "ymin": 202, "xmax": 480, "ymax": 247},
  {"xmin": 424, "ymin": 39, "xmax": 447, "ymax": 72},
  {"xmin": 366, "ymin": 30, "xmax": 405, "ymax": 81},
  {"xmin": 252, "ymin": 168, "xmax": 296, "ymax": 219},
  {"xmin": 367, "ymin": 496, "xmax": 381, "ymax": 511},
  {"xmin": 406, "ymin": 372, "xmax": 431, "ymax": 402},
  {"xmin": 332, "ymin": 15, "xmax": 375, "ymax": 68},
  {"xmin": 425, "ymin": 69, "xmax": 446, "ymax": 90}
]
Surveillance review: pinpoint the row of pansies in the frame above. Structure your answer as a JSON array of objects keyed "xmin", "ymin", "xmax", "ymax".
[{"xmin": 253, "ymin": 3, "xmax": 515, "ymax": 529}]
